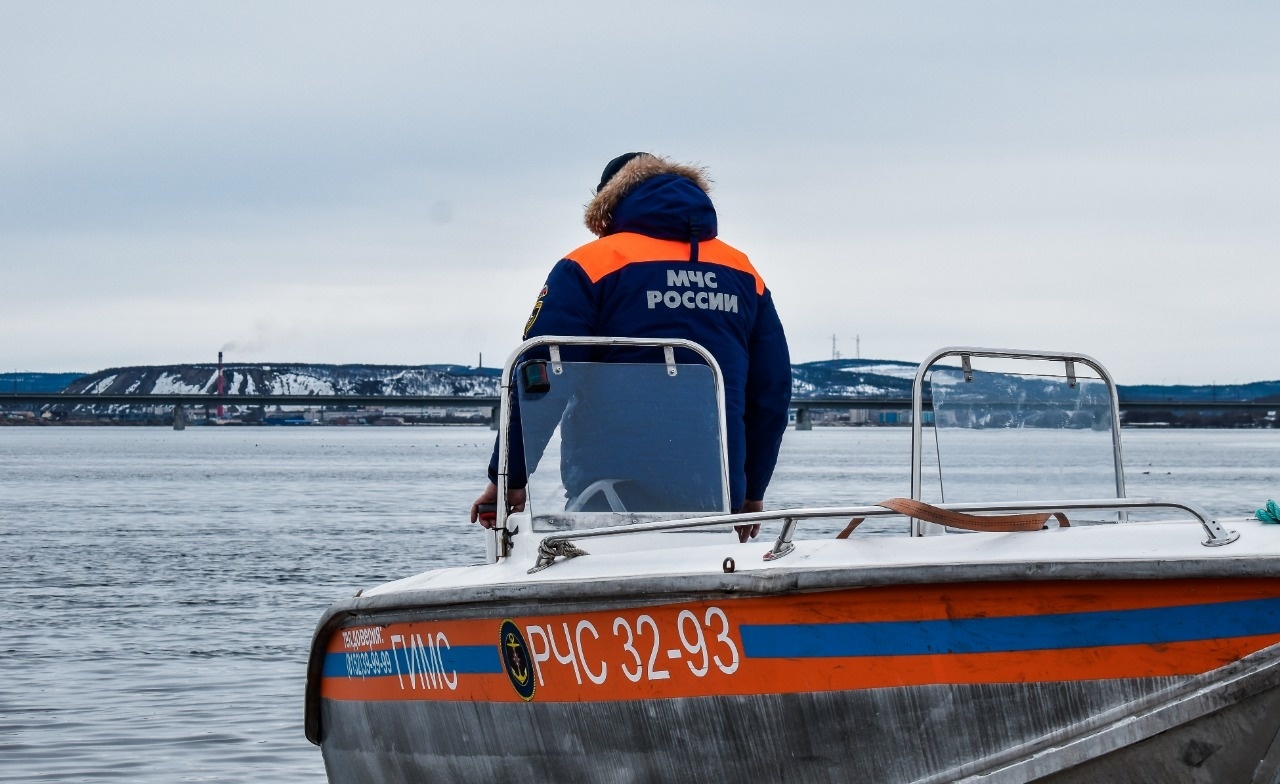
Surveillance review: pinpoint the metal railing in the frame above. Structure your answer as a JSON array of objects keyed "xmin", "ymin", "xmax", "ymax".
[{"xmin": 527, "ymin": 497, "xmax": 1240, "ymax": 571}]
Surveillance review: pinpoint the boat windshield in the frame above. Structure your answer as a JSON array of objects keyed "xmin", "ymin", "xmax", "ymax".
[
  {"xmin": 924, "ymin": 360, "xmax": 1121, "ymax": 516},
  {"xmin": 516, "ymin": 360, "xmax": 729, "ymax": 531}
]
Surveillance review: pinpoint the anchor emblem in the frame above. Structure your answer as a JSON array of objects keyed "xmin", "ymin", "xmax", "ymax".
[
  {"xmin": 505, "ymin": 631, "xmax": 530, "ymax": 685},
  {"xmin": 499, "ymin": 619, "xmax": 536, "ymax": 700}
]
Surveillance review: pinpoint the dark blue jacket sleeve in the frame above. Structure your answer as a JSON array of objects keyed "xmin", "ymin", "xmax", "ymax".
[
  {"xmin": 488, "ymin": 259, "xmax": 599, "ymax": 487},
  {"xmin": 743, "ymin": 288, "xmax": 790, "ymax": 501}
]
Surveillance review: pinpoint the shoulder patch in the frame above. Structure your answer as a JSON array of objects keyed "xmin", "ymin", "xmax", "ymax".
[
  {"xmin": 523, "ymin": 301, "xmax": 543, "ymax": 338},
  {"xmin": 522, "ymin": 284, "xmax": 549, "ymax": 338}
]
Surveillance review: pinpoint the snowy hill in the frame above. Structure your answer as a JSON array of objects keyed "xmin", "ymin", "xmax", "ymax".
[
  {"xmin": 1118, "ymin": 381, "xmax": 1280, "ymax": 405},
  {"xmin": 59, "ymin": 359, "xmax": 921, "ymax": 400},
  {"xmin": 790, "ymin": 359, "xmax": 919, "ymax": 398},
  {"xmin": 64, "ymin": 364, "xmax": 501, "ymax": 397},
  {"xmin": 46, "ymin": 360, "xmax": 1280, "ymax": 404}
]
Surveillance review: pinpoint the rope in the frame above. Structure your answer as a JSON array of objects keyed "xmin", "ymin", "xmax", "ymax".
[{"xmin": 528, "ymin": 539, "xmax": 591, "ymax": 573}]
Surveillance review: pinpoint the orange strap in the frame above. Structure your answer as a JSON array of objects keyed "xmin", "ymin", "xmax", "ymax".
[
  {"xmin": 835, "ymin": 518, "xmax": 865, "ymax": 539},
  {"xmin": 836, "ymin": 498, "xmax": 1070, "ymax": 539}
]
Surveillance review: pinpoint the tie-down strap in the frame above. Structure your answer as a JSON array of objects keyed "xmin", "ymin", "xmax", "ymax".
[{"xmin": 836, "ymin": 497, "xmax": 1071, "ymax": 539}]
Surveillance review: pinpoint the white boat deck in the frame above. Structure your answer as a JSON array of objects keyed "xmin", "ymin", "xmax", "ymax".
[{"xmin": 364, "ymin": 516, "xmax": 1280, "ymax": 598}]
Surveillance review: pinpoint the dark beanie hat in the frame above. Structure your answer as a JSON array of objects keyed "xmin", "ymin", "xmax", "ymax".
[{"xmin": 596, "ymin": 152, "xmax": 646, "ymax": 193}]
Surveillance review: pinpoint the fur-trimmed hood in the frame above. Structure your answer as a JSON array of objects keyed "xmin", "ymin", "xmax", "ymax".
[{"xmin": 584, "ymin": 154, "xmax": 716, "ymax": 239}]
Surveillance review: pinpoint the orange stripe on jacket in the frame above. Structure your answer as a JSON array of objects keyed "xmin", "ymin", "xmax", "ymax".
[{"xmin": 566, "ymin": 232, "xmax": 765, "ymax": 295}]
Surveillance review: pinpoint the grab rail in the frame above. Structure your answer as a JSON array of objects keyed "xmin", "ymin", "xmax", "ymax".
[
  {"xmin": 528, "ymin": 497, "xmax": 1239, "ymax": 571},
  {"xmin": 767, "ymin": 497, "xmax": 1238, "ymax": 561}
]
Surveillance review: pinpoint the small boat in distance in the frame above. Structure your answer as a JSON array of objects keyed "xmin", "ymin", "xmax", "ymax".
[{"xmin": 305, "ymin": 337, "xmax": 1280, "ymax": 783}]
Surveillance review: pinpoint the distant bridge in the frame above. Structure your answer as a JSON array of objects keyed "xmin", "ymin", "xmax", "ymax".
[
  {"xmin": 2, "ymin": 392, "xmax": 1274, "ymax": 426},
  {"xmin": 0, "ymin": 393, "xmax": 928, "ymax": 410},
  {"xmin": 0, "ymin": 393, "xmax": 497, "ymax": 408}
]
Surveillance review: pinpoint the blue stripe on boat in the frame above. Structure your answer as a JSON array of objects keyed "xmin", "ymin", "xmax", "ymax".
[
  {"xmin": 740, "ymin": 596, "xmax": 1280, "ymax": 658},
  {"xmin": 323, "ymin": 644, "xmax": 501, "ymax": 678}
]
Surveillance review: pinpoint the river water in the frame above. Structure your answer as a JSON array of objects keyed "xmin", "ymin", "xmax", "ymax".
[{"xmin": 1, "ymin": 426, "xmax": 1278, "ymax": 782}]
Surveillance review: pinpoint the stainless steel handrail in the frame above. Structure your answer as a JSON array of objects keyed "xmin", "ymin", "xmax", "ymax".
[
  {"xmin": 496, "ymin": 335, "xmax": 730, "ymax": 558},
  {"xmin": 910, "ymin": 347, "xmax": 1128, "ymax": 536},
  {"xmin": 528, "ymin": 497, "xmax": 1240, "ymax": 571}
]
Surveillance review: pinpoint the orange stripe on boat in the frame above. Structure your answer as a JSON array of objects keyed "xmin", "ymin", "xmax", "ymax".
[
  {"xmin": 319, "ymin": 578, "xmax": 1280, "ymax": 704},
  {"xmin": 321, "ymin": 634, "xmax": 1280, "ymax": 703}
]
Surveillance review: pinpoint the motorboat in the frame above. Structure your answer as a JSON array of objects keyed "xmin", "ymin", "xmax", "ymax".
[{"xmin": 305, "ymin": 337, "xmax": 1280, "ymax": 783}]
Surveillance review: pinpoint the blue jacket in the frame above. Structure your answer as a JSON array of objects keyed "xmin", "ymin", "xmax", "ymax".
[{"xmin": 490, "ymin": 167, "xmax": 790, "ymax": 511}]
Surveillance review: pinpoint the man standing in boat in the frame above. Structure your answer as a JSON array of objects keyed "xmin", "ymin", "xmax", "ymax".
[{"xmin": 471, "ymin": 152, "xmax": 791, "ymax": 541}]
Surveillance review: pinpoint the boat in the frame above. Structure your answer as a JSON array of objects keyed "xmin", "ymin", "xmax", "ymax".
[{"xmin": 304, "ymin": 337, "xmax": 1280, "ymax": 783}]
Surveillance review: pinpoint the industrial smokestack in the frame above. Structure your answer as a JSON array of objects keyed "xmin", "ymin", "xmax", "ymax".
[{"xmin": 217, "ymin": 351, "xmax": 225, "ymax": 418}]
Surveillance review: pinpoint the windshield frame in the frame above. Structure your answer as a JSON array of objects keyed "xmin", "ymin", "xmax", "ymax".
[
  {"xmin": 910, "ymin": 346, "xmax": 1127, "ymax": 536},
  {"xmin": 494, "ymin": 336, "xmax": 730, "ymax": 544}
]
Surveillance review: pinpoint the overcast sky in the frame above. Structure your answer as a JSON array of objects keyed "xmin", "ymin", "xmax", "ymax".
[{"xmin": 2, "ymin": 2, "xmax": 1275, "ymax": 384}]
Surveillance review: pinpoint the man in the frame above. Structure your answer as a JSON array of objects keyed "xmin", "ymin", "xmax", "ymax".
[{"xmin": 471, "ymin": 152, "xmax": 790, "ymax": 541}]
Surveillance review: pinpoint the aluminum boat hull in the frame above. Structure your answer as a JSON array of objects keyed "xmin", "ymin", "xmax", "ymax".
[
  {"xmin": 308, "ymin": 570, "xmax": 1280, "ymax": 783},
  {"xmin": 306, "ymin": 340, "xmax": 1280, "ymax": 781}
]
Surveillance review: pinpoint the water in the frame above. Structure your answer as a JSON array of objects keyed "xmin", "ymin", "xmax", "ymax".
[{"xmin": 1, "ymin": 426, "xmax": 1278, "ymax": 782}]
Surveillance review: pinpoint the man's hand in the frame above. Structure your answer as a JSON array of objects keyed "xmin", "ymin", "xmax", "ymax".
[
  {"xmin": 734, "ymin": 499, "xmax": 764, "ymax": 543},
  {"xmin": 469, "ymin": 482, "xmax": 527, "ymax": 529}
]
